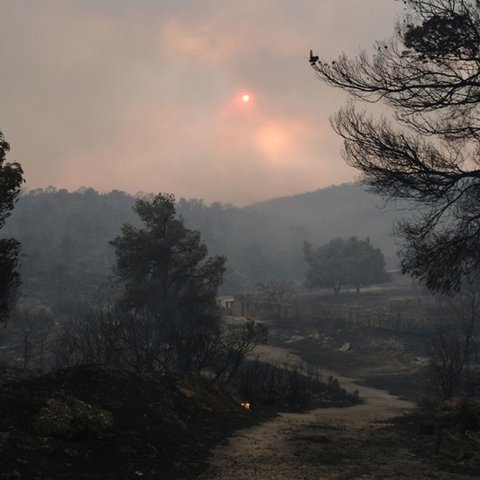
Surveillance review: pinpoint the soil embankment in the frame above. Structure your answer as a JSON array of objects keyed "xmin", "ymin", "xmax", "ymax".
[{"xmin": 0, "ymin": 365, "xmax": 259, "ymax": 480}]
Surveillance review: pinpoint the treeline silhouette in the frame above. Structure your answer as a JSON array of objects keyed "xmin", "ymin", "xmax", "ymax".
[{"xmin": 2, "ymin": 184, "xmax": 407, "ymax": 308}]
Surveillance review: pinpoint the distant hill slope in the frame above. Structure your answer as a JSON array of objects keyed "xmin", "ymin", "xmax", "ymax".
[
  {"xmin": 247, "ymin": 183, "xmax": 410, "ymax": 269},
  {"xmin": 1, "ymin": 183, "xmax": 411, "ymax": 304}
]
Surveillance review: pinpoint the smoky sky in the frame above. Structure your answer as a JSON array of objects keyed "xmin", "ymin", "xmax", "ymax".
[{"xmin": 0, "ymin": 0, "xmax": 402, "ymax": 204}]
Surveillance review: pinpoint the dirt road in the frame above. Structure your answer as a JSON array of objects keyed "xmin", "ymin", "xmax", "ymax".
[{"xmin": 199, "ymin": 375, "xmax": 458, "ymax": 480}]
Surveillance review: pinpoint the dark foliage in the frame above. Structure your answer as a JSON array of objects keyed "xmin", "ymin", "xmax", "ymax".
[
  {"xmin": 0, "ymin": 239, "xmax": 21, "ymax": 324},
  {"xmin": 304, "ymin": 237, "xmax": 389, "ymax": 295},
  {"xmin": 236, "ymin": 359, "xmax": 359, "ymax": 409},
  {"xmin": 311, "ymin": 0, "xmax": 480, "ymax": 293},
  {"xmin": 0, "ymin": 132, "xmax": 24, "ymax": 324},
  {"xmin": 53, "ymin": 302, "xmax": 268, "ymax": 381},
  {"xmin": 109, "ymin": 193, "xmax": 226, "ymax": 373},
  {"xmin": 426, "ymin": 278, "xmax": 480, "ymax": 398},
  {"xmin": 111, "ymin": 193, "xmax": 225, "ymax": 315}
]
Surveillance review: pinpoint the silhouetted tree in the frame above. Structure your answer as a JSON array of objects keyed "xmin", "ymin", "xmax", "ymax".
[
  {"xmin": 304, "ymin": 237, "xmax": 388, "ymax": 295},
  {"xmin": 344, "ymin": 236, "xmax": 390, "ymax": 293},
  {"xmin": 54, "ymin": 303, "xmax": 122, "ymax": 369},
  {"xmin": 110, "ymin": 193, "xmax": 226, "ymax": 372},
  {"xmin": 211, "ymin": 320, "xmax": 268, "ymax": 383},
  {"xmin": 426, "ymin": 325, "xmax": 465, "ymax": 399},
  {"xmin": 0, "ymin": 132, "xmax": 24, "ymax": 324},
  {"xmin": 13, "ymin": 309, "xmax": 53, "ymax": 370},
  {"xmin": 310, "ymin": 0, "xmax": 480, "ymax": 293},
  {"xmin": 435, "ymin": 277, "xmax": 480, "ymax": 396}
]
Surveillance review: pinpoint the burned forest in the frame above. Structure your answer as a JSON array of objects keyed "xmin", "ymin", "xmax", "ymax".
[{"xmin": 1, "ymin": 1, "xmax": 480, "ymax": 479}]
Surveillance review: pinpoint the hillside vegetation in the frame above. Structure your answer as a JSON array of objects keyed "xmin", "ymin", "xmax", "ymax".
[
  {"xmin": 0, "ymin": 364, "xmax": 259, "ymax": 480},
  {"xmin": 1, "ymin": 183, "xmax": 408, "ymax": 305}
]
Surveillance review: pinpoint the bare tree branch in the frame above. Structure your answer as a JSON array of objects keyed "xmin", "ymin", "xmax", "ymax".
[{"xmin": 311, "ymin": 0, "xmax": 480, "ymax": 292}]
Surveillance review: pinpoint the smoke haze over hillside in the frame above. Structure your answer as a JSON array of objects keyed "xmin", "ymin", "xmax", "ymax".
[{"xmin": 0, "ymin": 1, "xmax": 402, "ymax": 204}]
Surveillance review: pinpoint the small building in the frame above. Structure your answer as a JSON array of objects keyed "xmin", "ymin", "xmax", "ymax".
[{"xmin": 217, "ymin": 296, "xmax": 234, "ymax": 314}]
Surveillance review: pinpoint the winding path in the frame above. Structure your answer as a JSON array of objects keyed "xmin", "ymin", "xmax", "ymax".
[{"xmin": 199, "ymin": 375, "xmax": 457, "ymax": 480}]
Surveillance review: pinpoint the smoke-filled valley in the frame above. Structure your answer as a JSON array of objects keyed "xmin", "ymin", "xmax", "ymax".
[
  {"xmin": 2, "ymin": 183, "xmax": 405, "ymax": 305},
  {"xmin": 1, "ymin": 183, "xmax": 479, "ymax": 479},
  {"xmin": 2, "ymin": 1, "xmax": 480, "ymax": 478}
]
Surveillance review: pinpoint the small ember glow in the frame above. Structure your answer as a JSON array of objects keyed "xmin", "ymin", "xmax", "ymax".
[{"xmin": 241, "ymin": 402, "xmax": 251, "ymax": 410}]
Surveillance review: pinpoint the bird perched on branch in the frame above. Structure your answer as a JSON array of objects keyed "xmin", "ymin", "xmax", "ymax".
[{"xmin": 309, "ymin": 50, "xmax": 319, "ymax": 65}]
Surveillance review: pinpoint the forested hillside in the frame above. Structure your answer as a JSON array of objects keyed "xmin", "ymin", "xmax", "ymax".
[
  {"xmin": 250, "ymin": 183, "xmax": 408, "ymax": 266},
  {"xmin": 1, "ymin": 183, "xmax": 407, "ymax": 307}
]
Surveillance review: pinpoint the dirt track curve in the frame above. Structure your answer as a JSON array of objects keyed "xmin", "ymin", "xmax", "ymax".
[{"xmin": 199, "ymin": 374, "xmax": 458, "ymax": 480}]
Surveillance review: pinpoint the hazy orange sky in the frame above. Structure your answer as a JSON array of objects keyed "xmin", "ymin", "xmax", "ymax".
[{"xmin": 0, "ymin": 0, "xmax": 402, "ymax": 205}]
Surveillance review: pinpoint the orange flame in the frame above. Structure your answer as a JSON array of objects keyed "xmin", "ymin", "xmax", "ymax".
[{"xmin": 241, "ymin": 402, "xmax": 251, "ymax": 410}]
